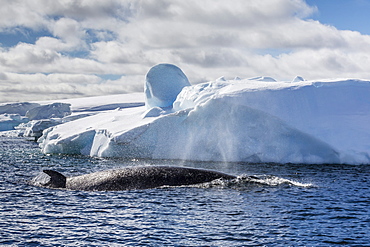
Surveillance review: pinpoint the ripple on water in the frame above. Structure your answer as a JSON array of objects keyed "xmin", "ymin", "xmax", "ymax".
[{"xmin": 1, "ymin": 137, "xmax": 370, "ymax": 246}]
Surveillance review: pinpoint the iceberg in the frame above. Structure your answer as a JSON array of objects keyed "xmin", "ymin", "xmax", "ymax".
[
  {"xmin": 0, "ymin": 102, "xmax": 72, "ymax": 134},
  {"xmin": 0, "ymin": 114, "xmax": 28, "ymax": 131},
  {"xmin": 0, "ymin": 102, "xmax": 40, "ymax": 115},
  {"xmin": 1, "ymin": 64, "xmax": 369, "ymax": 164},
  {"xmin": 22, "ymin": 119, "xmax": 63, "ymax": 140},
  {"xmin": 0, "ymin": 102, "xmax": 39, "ymax": 131},
  {"xmin": 37, "ymin": 64, "xmax": 370, "ymax": 164},
  {"xmin": 26, "ymin": 102, "xmax": 71, "ymax": 120}
]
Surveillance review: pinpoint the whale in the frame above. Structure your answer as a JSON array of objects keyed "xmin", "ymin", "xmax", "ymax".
[{"xmin": 35, "ymin": 166, "xmax": 237, "ymax": 191}]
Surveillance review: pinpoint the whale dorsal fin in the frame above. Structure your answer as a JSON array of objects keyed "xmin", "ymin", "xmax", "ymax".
[{"xmin": 43, "ymin": 170, "xmax": 67, "ymax": 188}]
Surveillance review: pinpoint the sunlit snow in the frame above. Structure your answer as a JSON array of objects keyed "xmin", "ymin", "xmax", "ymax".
[{"xmin": 1, "ymin": 64, "xmax": 369, "ymax": 164}]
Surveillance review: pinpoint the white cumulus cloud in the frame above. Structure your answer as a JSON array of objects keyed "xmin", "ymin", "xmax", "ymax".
[{"xmin": 0, "ymin": 0, "xmax": 370, "ymax": 103}]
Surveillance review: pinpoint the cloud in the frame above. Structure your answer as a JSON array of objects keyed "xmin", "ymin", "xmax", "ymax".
[
  {"xmin": 50, "ymin": 18, "xmax": 86, "ymax": 49},
  {"xmin": 0, "ymin": 43, "xmax": 60, "ymax": 69},
  {"xmin": 0, "ymin": 72, "xmax": 143, "ymax": 102},
  {"xmin": 1, "ymin": 0, "xmax": 370, "ymax": 103}
]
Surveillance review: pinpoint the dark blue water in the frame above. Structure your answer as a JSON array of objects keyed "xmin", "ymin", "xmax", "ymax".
[{"xmin": 1, "ymin": 137, "xmax": 369, "ymax": 246}]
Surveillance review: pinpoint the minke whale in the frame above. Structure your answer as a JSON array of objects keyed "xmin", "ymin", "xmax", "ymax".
[{"xmin": 34, "ymin": 166, "xmax": 237, "ymax": 191}]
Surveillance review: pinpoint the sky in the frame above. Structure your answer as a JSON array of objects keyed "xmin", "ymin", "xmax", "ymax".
[{"xmin": 1, "ymin": 0, "xmax": 370, "ymax": 103}]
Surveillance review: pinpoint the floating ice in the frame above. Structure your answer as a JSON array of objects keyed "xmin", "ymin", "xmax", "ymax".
[
  {"xmin": 0, "ymin": 114, "xmax": 28, "ymax": 131},
  {"xmin": 23, "ymin": 119, "xmax": 62, "ymax": 140},
  {"xmin": 144, "ymin": 63, "xmax": 190, "ymax": 109}
]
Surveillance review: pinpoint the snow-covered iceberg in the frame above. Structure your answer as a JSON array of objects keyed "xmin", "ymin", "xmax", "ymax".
[
  {"xmin": 25, "ymin": 102, "xmax": 71, "ymax": 120},
  {"xmin": 0, "ymin": 102, "xmax": 71, "ymax": 133},
  {"xmin": 0, "ymin": 114, "xmax": 28, "ymax": 131},
  {"xmin": 0, "ymin": 102, "xmax": 39, "ymax": 132},
  {"xmin": 18, "ymin": 119, "xmax": 63, "ymax": 140},
  {"xmin": 0, "ymin": 102, "xmax": 40, "ymax": 115},
  {"xmin": 37, "ymin": 64, "xmax": 370, "ymax": 164}
]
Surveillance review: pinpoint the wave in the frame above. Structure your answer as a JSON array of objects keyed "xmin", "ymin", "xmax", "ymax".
[{"xmin": 182, "ymin": 175, "xmax": 314, "ymax": 190}]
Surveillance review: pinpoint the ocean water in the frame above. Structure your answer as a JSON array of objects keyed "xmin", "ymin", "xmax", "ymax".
[{"xmin": 1, "ymin": 136, "xmax": 369, "ymax": 246}]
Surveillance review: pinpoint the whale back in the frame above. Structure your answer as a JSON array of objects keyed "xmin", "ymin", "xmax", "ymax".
[
  {"xmin": 66, "ymin": 166, "xmax": 236, "ymax": 191},
  {"xmin": 35, "ymin": 166, "xmax": 236, "ymax": 191},
  {"xmin": 43, "ymin": 169, "xmax": 67, "ymax": 188}
]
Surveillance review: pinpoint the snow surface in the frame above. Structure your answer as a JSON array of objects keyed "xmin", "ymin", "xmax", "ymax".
[
  {"xmin": 38, "ymin": 93, "xmax": 144, "ymax": 112},
  {"xmin": 1, "ymin": 64, "xmax": 370, "ymax": 164},
  {"xmin": 25, "ymin": 103, "xmax": 71, "ymax": 120},
  {"xmin": 292, "ymin": 76, "xmax": 305, "ymax": 83},
  {"xmin": 0, "ymin": 102, "xmax": 40, "ymax": 115},
  {"xmin": 0, "ymin": 94, "xmax": 144, "ymax": 135}
]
